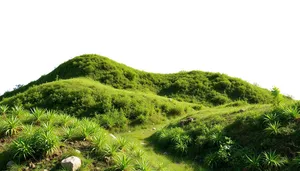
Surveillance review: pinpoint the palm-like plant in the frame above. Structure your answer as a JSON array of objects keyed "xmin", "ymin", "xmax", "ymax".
[
  {"xmin": 117, "ymin": 137, "xmax": 128, "ymax": 150},
  {"xmin": 284, "ymin": 106, "xmax": 299, "ymax": 119},
  {"xmin": 11, "ymin": 105, "xmax": 24, "ymax": 116},
  {"xmin": 31, "ymin": 108, "xmax": 45, "ymax": 124},
  {"xmin": 91, "ymin": 135, "xmax": 107, "ymax": 155},
  {"xmin": 263, "ymin": 113, "xmax": 278, "ymax": 123},
  {"xmin": 104, "ymin": 143, "xmax": 120, "ymax": 158},
  {"xmin": 0, "ymin": 105, "xmax": 9, "ymax": 117},
  {"xmin": 263, "ymin": 151, "xmax": 287, "ymax": 170},
  {"xmin": 245, "ymin": 154, "xmax": 262, "ymax": 171},
  {"xmin": 11, "ymin": 137, "xmax": 35, "ymax": 161},
  {"xmin": 265, "ymin": 121, "xmax": 281, "ymax": 135},
  {"xmin": 134, "ymin": 159, "xmax": 151, "ymax": 171},
  {"xmin": 3, "ymin": 116, "xmax": 22, "ymax": 136},
  {"xmin": 34, "ymin": 128, "xmax": 59, "ymax": 156},
  {"xmin": 113, "ymin": 154, "xmax": 132, "ymax": 171}
]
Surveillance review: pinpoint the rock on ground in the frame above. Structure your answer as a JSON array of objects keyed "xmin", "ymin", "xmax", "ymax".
[{"xmin": 61, "ymin": 156, "xmax": 81, "ymax": 171}]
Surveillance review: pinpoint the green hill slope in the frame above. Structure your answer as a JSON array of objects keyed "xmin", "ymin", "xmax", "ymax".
[
  {"xmin": 1, "ymin": 54, "xmax": 273, "ymax": 105},
  {"xmin": 0, "ymin": 78, "xmax": 200, "ymax": 129},
  {"xmin": 150, "ymin": 102, "xmax": 300, "ymax": 170}
]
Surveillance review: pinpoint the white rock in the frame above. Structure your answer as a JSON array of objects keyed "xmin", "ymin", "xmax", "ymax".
[
  {"xmin": 152, "ymin": 127, "xmax": 156, "ymax": 130},
  {"xmin": 109, "ymin": 133, "xmax": 117, "ymax": 139},
  {"xmin": 75, "ymin": 149, "xmax": 81, "ymax": 154},
  {"xmin": 61, "ymin": 156, "xmax": 81, "ymax": 171}
]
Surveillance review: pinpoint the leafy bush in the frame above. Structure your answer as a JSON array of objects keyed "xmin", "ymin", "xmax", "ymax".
[{"xmin": 2, "ymin": 116, "xmax": 22, "ymax": 136}]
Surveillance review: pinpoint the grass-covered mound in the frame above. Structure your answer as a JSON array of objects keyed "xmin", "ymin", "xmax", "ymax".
[
  {"xmin": 1, "ymin": 54, "xmax": 274, "ymax": 105},
  {"xmin": 0, "ymin": 78, "xmax": 200, "ymax": 130},
  {"xmin": 0, "ymin": 107, "xmax": 168, "ymax": 171},
  {"xmin": 150, "ymin": 101, "xmax": 300, "ymax": 170}
]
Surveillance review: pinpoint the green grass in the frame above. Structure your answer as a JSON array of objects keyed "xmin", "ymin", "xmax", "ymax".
[{"xmin": 1, "ymin": 54, "xmax": 277, "ymax": 106}]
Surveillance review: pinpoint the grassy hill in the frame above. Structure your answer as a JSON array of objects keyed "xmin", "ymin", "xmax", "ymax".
[
  {"xmin": 0, "ymin": 54, "xmax": 274, "ymax": 106},
  {"xmin": 0, "ymin": 78, "xmax": 200, "ymax": 130},
  {"xmin": 1, "ymin": 54, "xmax": 296, "ymax": 170},
  {"xmin": 150, "ymin": 101, "xmax": 300, "ymax": 170}
]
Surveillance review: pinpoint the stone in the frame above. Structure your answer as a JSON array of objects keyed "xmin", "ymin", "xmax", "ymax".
[
  {"xmin": 152, "ymin": 127, "xmax": 156, "ymax": 130},
  {"xmin": 6, "ymin": 161, "xmax": 14, "ymax": 168},
  {"xmin": 75, "ymin": 149, "xmax": 81, "ymax": 154},
  {"xmin": 61, "ymin": 156, "xmax": 82, "ymax": 171}
]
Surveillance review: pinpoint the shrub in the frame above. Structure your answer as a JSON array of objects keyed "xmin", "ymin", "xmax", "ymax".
[
  {"xmin": 11, "ymin": 105, "xmax": 24, "ymax": 116},
  {"xmin": 134, "ymin": 159, "xmax": 151, "ymax": 171},
  {"xmin": 30, "ymin": 108, "xmax": 45, "ymax": 124},
  {"xmin": 0, "ymin": 105, "xmax": 9, "ymax": 116},
  {"xmin": 113, "ymin": 154, "xmax": 132, "ymax": 171},
  {"xmin": 265, "ymin": 121, "xmax": 281, "ymax": 135},
  {"xmin": 11, "ymin": 137, "xmax": 35, "ymax": 161},
  {"xmin": 245, "ymin": 154, "xmax": 262, "ymax": 171},
  {"xmin": 2, "ymin": 116, "xmax": 22, "ymax": 136},
  {"xmin": 263, "ymin": 150, "xmax": 287, "ymax": 169}
]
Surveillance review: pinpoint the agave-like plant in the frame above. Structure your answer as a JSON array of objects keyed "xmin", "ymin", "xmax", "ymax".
[
  {"xmin": 91, "ymin": 135, "xmax": 107, "ymax": 155},
  {"xmin": 134, "ymin": 159, "xmax": 151, "ymax": 171},
  {"xmin": 284, "ymin": 106, "xmax": 299, "ymax": 119},
  {"xmin": 104, "ymin": 143, "xmax": 120, "ymax": 158},
  {"xmin": 113, "ymin": 154, "xmax": 132, "ymax": 171},
  {"xmin": 11, "ymin": 105, "xmax": 24, "ymax": 116},
  {"xmin": 132, "ymin": 149, "xmax": 145, "ymax": 159},
  {"xmin": 263, "ymin": 150, "xmax": 287, "ymax": 169},
  {"xmin": 3, "ymin": 116, "xmax": 22, "ymax": 136},
  {"xmin": 0, "ymin": 105, "xmax": 9, "ymax": 117},
  {"xmin": 245, "ymin": 154, "xmax": 262, "ymax": 171},
  {"xmin": 30, "ymin": 108, "xmax": 45, "ymax": 124},
  {"xmin": 34, "ymin": 128, "xmax": 59, "ymax": 156},
  {"xmin": 117, "ymin": 137, "xmax": 128, "ymax": 150},
  {"xmin": 265, "ymin": 121, "xmax": 281, "ymax": 135},
  {"xmin": 263, "ymin": 113, "xmax": 278, "ymax": 123},
  {"xmin": 11, "ymin": 137, "xmax": 35, "ymax": 161}
]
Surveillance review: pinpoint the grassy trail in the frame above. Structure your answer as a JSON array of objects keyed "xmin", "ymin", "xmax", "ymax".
[{"xmin": 117, "ymin": 118, "xmax": 207, "ymax": 171}]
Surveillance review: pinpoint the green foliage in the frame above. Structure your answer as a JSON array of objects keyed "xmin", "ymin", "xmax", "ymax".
[
  {"xmin": 265, "ymin": 121, "xmax": 281, "ymax": 135},
  {"xmin": 271, "ymin": 87, "xmax": 283, "ymax": 106},
  {"xmin": 11, "ymin": 137, "xmax": 35, "ymax": 161},
  {"xmin": 134, "ymin": 159, "xmax": 151, "ymax": 171},
  {"xmin": 2, "ymin": 116, "xmax": 22, "ymax": 136},
  {"xmin": 30, "ymin": 107, "xmax": 45, "ymax": 124},
  {"xmin": 245, "ymin": 154, "xmax": 262, "ymax": 171},
  {"xmin": 113, "ymin": 154, "xmax": 132, "ymax": 171},
  {"xmin": 1, "ymin": 54, "xmax": 274, "ymax": 106},
  {"xmin": 263, "ymin": 150, "xmax": 287, "ymax": 169},
  {"xmin": 0, "ymin": 104, "xmax": 9, "ymax": 115}
]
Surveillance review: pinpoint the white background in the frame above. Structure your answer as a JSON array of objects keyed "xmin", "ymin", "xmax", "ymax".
[{"xmin": 0, "ymin": 1, "xmax": 299, "ymax": 99}]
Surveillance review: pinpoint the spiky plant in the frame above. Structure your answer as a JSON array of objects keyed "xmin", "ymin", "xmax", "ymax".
[
  {"xmin": 30, "ymin": 108, "xmax": 45, "ymax": 124},
  {"xmin": 265, "ymin": 121, "xmax": 281, "ymax": 135},
  {"xmin": 113, "ymin": 154, "xmax": 132, "ymax": 171},
  {"xmin": 284, "ymin": 106, "xmax": 299, "ymax": 119},
  {"xmin": 134, "ymin": 159, "xmax": 151, "ymax": 171},
  {"xmin": 104, "ymin": 144, "xmax": 120, "ymax": 158},
  {"xmin": 0, "ymin": 105, "xmax": 9, "ymax": 117},
  {"xmin": 11, "ymin": 137, "xmax": 35, "ymax": 161},
  {"xmin": 132, "ymin": 149, "xmax": 145, "ymax": 159},
  {"xmin": 91, "ymin": 135, "xmax": 107, "ymax": 155},
  {"xmin": 117, "ymin": 137, "xmax": 128, "ymax": 150},
  {"xmin": 263, "ymin": 150, "xmax": 287, "ymax": 170},
  {"xmin": 263, "ymin": 113, "xmax": 278, "ymax": 124},
  {"xmin": 3, "ymin": 116, "xmax": 22, "ymax": 136},
  {"xmin": 245, "ymin": 154, "xmax": 262, "ymax": 171},
  {"xmin": 11, "ymin": 105, "xmax": 24, "ymax": 116},
  {"xmin": 45, "ymin": 110, "xmax": 56, "ymax": 123},
  {"xmin": 63, "ymin": 127, "xmax": 75, "ymax": 141},
  {"xmin": 34, "ymin": 128, "xmax": 60, "ymax": 156}
]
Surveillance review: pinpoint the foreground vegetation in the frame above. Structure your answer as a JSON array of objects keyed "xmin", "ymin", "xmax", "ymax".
[
  {"xmin": 151, "ymin": 101, "xmax": 300, "ymax": 170},
  {"xmin": 0, "ymin": 54, "xmax": 297, "ymax": 170},
  {"xmin": 0, "ymin": 106, "xmax": 170, "ymax": 171}
]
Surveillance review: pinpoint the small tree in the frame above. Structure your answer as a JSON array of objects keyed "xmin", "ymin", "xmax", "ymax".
[{"xmin": 271, "ymin": 87, "xmax": 282, "ymax": 106}]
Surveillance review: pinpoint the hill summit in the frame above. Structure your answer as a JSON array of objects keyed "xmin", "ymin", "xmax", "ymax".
[{"xmin": 1, "ymin": 54, "xmax": 273, "ymax": 105}]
